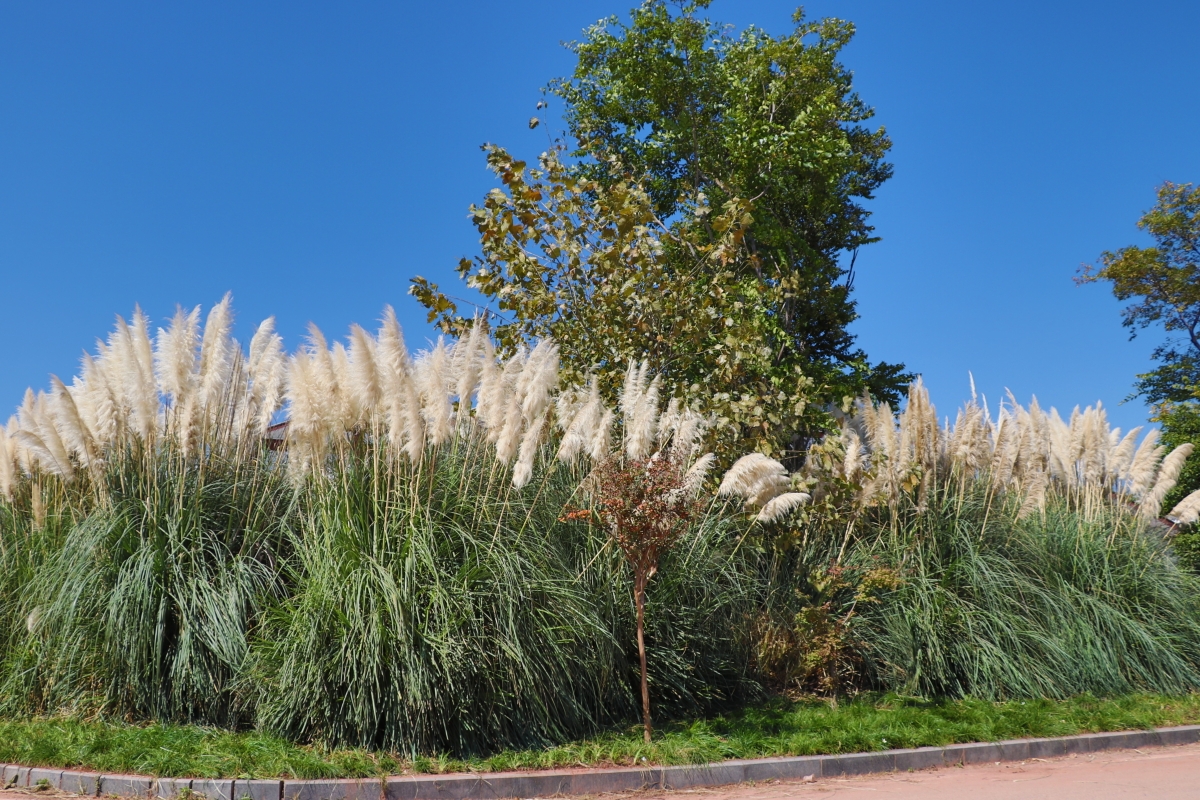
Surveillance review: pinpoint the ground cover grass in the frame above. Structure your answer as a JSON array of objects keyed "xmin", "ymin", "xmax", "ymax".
[{"xmin": 2, "ymin": 693, "xmax": 1199, "ymax": 779}]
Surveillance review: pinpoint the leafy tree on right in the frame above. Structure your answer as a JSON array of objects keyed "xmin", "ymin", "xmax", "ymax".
[{"xmin": 1081, "ymin": 181, "xmax": 1200, "ymax": 522}]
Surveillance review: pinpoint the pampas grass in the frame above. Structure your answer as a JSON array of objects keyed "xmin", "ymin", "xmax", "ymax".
[{"xmin": 4, "ymin": 297, "xmax": 1200, "ymax": 752}]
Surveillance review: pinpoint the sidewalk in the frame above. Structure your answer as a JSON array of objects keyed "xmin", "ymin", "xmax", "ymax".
[{"xmin": 632, "ymin": 741, "xmax": 1200, "ymax": 800}]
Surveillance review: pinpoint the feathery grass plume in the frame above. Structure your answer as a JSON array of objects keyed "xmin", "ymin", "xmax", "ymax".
[
  {"xmin": 416, "ymin": 339, "xmax": 454, "ymax": 447},
  {"xmin": 518, "ymin": 339, "xmax": 559, "ymax": 425},
  {"xmin": 948, "ymin": 400, "xmax": 990, "ymax": 476},
  {"xmin": 475, "ymin": 340, "xmax": 509, "ymax": 436},
  {"xmin": 284, "ymin": 349, "xmax": 327, "ymax": 477},
  {"xmin": 1139, "ymin": 444, "xmax": 1195, "ymax": 520},
  {"xmin": 1128, "ymin": 429, "xmax": 1165, "ymax": 498},
  {"xmin": 106, "ymin": 314, "xmax": 158, "ymax": 445},
  {"xmin": 657, "ymin": 398, "xmax": 682, "ymax": 444},
  {"xmin": 512, "ymin": 412, "xmax": 547, "ymax": 489},
  {"xmin": 557, "ymin": 379, "xmax": 604, "ymax": 462},
  {"xmin": 718, "ymin": 453, "xmax": 791, "ymax": 510},
  {"xmin": 330, "ymin": 341, "xmax": 358, "ymax": 434},
  {"xmin": 376, "ymin": 306, "xmax": 418, "ymax": 461},
  {"xmin": 841, "ymin": 427, "xmax": 865, "ymax": 482},
  {"xmin": 590, "ymin": 408, "xmax": 614, "ymax": 461},
  {"xmin": 755, "ymin": 492, "xmax": 810, "ymax": 524},
  {"xmin": 681, "ymin": 452, "xmax": 716, "ymax": 497},
  {"xmin": 343, "ymin": 324, "xmax": 381, "ymax": 430},
  {"xmin": 1168, "ymin": 488, "xmax": 1200, "ymax": 527},
  {"xmin": 154, "ymin": 305, "xmax": 201, "ymax": 429},
  {"xmin": 493, "ymin": 349, "xmax": 531, "ymax": 463},
  {"xmin": 49, "ymin": 375, "xmax": 97, "ymax": 470},
  {"xmin": 1078, "ymin": 403, "xmax": 1109, "ymax": 486},
  {"xmin": 1016, "ymin": 467, "xmax": 1049, "ymax": 520},
  {"xmin": 450, "ymin": 319, "xmax": 485, "ymax": 417},
  {"xmin": 197, "ymin": 294, "xmax": 235, "ymax": 424},
  {"xmin": 246, "ymin": 317, "xmax": 286, "ymax": 438},
  {"xmin": 84, "ymin": 351, "xmax": 123, "ymax": 450},
  {"xmin": 16, "ymin": 390, "xmax": 74, "ymax": 480},
  {"xmin": 0, "ymin": 428, "xmax": 13, "ymax": 501},
  {"xmin": 1109, "ymin": 426, "xmax": 1142, "ymax": 486},
  {"xmin": 620, "ymin": 361, "xmax": 660, "ymax": 460}
]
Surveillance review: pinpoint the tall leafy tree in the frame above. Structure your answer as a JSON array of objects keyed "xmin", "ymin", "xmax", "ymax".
[
  {"xmin": 413, "ymin": 1, "xmax": 907, "ymax": 460},
  {"xmin": 1081, "ymin": 181, "xmax": 1200, "ymax": 511}
]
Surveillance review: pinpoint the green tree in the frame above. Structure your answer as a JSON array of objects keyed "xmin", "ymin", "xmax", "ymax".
[
  {"xmin": 1080, "ymin": 180, "xmax": 1200, "ymax": 514},
  {"xmin": 413, "ymin": 1, "xmax": 908, "ymax": 460}
]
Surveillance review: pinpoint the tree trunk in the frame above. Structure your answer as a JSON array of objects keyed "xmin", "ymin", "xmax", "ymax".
[{"xmin": 635, "ymin": 573, "xmax": 652, "ymax": 743}]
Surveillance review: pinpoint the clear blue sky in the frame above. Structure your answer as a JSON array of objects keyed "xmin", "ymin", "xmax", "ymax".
[{"xmin": 2, "ymin": 1, "xmax": 1197, "ymax": 434}]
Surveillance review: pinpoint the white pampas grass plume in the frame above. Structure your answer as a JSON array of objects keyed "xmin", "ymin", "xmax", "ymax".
[
  {"xmin": 1016, "ymin": 468, "xmax": 1049, "ymax": 520},
  {"xmin": 669, "ymin": 408, "xmax": 706, "ymax": 459},
  {"xmin": 154, "ymin": 305, "xmax": 200, "ymax": 414},
  {"xmin": 1168, "ymin": 488, "xmax": 1200, "ymax": 528},
  {"xmin": 620, "ymin": 361, "xmax": 660, "ymax": 460},
  {"xmin": 376, "ymin": 307, "xmax": 422, "ymax": 459},
  {"xmin": 1139, "ymin": 443, "xmax": 1194, "ymax": 520},
  {"xmin": 557, "ymin": 379, "xmax": 604, "ymax": 462},
  {"xmin": 0, "ymin": 428, "xmax": 15, "ymax": 501},
  {"xmin": 518, "ymin": 339, "xmax": 559, "ymax": 424},
  {"xmin": 719, "ymin": 453, "xmax": 791, "ymax": 509},
  {"xmin": 329, "ymin": 341, "xmax": 355, "ymax": 432},
  {"xmin": 1108, "ymin": 426, "xmax": 1142, "ymax": 484},
  {"xmin": 494, "ymin": 393, "xmax": 524, "ymax": 465},
  {"xmin": 657, "ymin": 398, "xmax": 682, "ymax": 444},
  {"xmin": 451, "ymin": 320, "xmax": 486, "ymax": 412},
  {"xmin": 50, "ymin": 375, "xmax": 97, "ymax": 468},
  {"xmin": 247, "ymin": 317, "xmax": 286, "ymax": 437},
  {"xmin": 512, "ymin": 412, "xmax": 547, "ymax": 489},
  {"xmin": 755, "ymin": 492, "xmax": 811, "ymax": 524},
  {"xmin": 76, "ymin": 353, "xmax": 121, "ymax": 449},
  {"xmin": 589, "ymin": 408, "xmax": 614, "ymax": 461},
  {"xmin": 197, "ymin": 295, "xmax": 235, "ymax": 422},
  {"xmin": 1127, "ymin": 429, "xmax": 1163, "ymax": 498},
  {"xmin": 681, "ymin": 452, "xmax": 716, "ymax": 498},
  {"xmin": 416, "ymin": 339, "xmax": 454, "ymax": 446}
]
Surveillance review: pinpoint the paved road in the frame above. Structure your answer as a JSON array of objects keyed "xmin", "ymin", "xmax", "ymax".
[{"xmin": 3, "ymin": 743, "xmax": 1199, "ymax": 800}]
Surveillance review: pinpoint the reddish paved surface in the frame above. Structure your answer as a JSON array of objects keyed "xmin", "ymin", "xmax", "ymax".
[
  {"xmin": 631, "ymin": 742, "xmax": 1200, "ymax": 800},
  {"xmin": 3, "ymin": 743, "xmax": 1199, "ymax": 800}
]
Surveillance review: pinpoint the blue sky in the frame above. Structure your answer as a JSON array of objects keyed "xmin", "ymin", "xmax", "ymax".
[{"xmin": 1, "ymin": 1, "xmax": 1197, "ymax": 434}]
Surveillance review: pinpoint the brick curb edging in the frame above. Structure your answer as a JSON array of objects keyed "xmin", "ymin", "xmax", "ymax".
[{"xmin": 4, "ymin": 725, "xmax": 1199, "ymax": 800}]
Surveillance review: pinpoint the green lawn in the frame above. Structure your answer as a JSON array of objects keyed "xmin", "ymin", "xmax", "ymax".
[{"xmin": 3, "ymin": 693, "xmax": 1200, "ymax": 780}]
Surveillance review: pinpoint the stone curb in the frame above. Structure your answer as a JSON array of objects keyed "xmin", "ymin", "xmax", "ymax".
[{"xmin": 3, "ymin": 725, "xmax": 1199, "ymax": 800}]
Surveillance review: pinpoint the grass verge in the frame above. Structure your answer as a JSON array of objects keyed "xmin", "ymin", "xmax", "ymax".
[{"xmin": 2, "ymin": 693, "xmax": 1200, "ymax": 779}]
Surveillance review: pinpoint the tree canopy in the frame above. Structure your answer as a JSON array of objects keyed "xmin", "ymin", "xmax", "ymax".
[
  {"xmin": 412, "ymin": 1, "xmax": 908, "ymax": 460},
  {"xmin": 1081, "ymin": 180, "xmax": 1200, "ymax": 514},
  {"xmin": 1081, "ymin": 181, "xmax": 1200, "ymax": 407}
]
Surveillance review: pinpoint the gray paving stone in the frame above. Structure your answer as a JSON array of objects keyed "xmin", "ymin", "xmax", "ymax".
[
  {"xmin": 739, "ymin": 756, "xmax": 823, "ymax": 783},
  {"xmin": 155, "ymin": 778, "xmax": 192, "ymax": 800},
  {"xmin": 821, "ymin": 751, "xmax": 895, "ymax": 776},
  {"xmin": 101, "ymin": 774, "xmax": 155, "ymax": 797},
  {"xmin": 661, "ymin": 763, "xmax": 745, "ymax": 790},
  {"xmin": 61, "ymin": 770, "xmax": 100, "ymax": 796},
  {"xmin": 192, "ymin": 779, "xmax": 236, "ymax": 800},
  {"xmin": 28, "ymin": 767, "xmax": 63, "ymax": 791},
  {"xmin": 890, "ymin": 746, "xmax": 946, "ymax": 772},
  {"xmin": 564, "ymin": 769, "xmax": 653, "ymax": 796},
  {"xmin": 236, "ymin": 779, "xmax": 283, "ymax": 800},
  {"xmin": 995, "ymin": 739, "xmax": 1031, "ymax": 761},
  {"xmin": 282, "ymin": 778, "xmax": 381, "ymax": 800},
  {"xmin": 3, "ymin": 765, "xmax": 31, "ymax": 788},
  {"xmin": 1157, "ymin": 726, "xmax": 1200, "ymax": 746},
  {"xmin": 1026, "ymin": 737, "xmax": 1070, "ymax": 759},
  {"xmin": 942, "ymin": 742, "xmax": 1002, "ymax": 765}
]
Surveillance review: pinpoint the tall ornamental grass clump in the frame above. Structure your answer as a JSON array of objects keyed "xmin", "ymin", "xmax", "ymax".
[
  {"xmin": 5, "ymin": 296, "xmax": 1200, "ymax": 754},
  {"xmin": 0, "ymin": 298, "xmax": 758, "ymax": 752},
  {"xmin": 728, "ymin": 379, "xmax": 1200, "ymax": 700}
]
